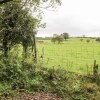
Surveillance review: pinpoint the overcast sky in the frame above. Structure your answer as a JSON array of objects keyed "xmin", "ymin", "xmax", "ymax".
[{"xmin": 37, "ymin": 0, "xmax": 100, "ymax": 37}]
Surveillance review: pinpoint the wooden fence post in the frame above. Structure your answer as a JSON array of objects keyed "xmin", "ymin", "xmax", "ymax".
[
  {"xmin": 33, "ymin": 34, "xmax": 37, "ymax": 63},
  {"xmin": 93, "ymin": 60, "xmax": 99, "ymax": 83}
]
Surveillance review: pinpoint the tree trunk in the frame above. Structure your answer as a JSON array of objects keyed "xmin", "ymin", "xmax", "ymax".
[
  {"xmin": 22, "ymin": 42, "xmax": 28, "ymax": 58},
  {"xmin": 33, "ymin": 34, "xmax": 37, "ymax": 63},
  {"xmin": 3, "ymin": 33, "xmax": 8, "ymax": 57}
]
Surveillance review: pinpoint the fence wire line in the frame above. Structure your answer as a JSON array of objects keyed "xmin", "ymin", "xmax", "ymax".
[{"xmin": 37, "ymin": 41, "xmax": 100, "ymax": 73}]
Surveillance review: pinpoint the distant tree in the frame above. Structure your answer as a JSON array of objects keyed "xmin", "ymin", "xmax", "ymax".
[
  {"xmin": 56, "ymin": 35, "xmax": 64, "ymax": 44},
  {"xmin": 62, "ymin": 32, "xmax": 69, "ymax": 40},
  {"xmin": 51, "ymin": 37, "xmax": 56, "ymax": 43},
  {"xmin": 51, "ymin": 34, "xmax": 64, "ymax": 44},
  {"xmin": 86, "ymin": 39, "xmax": 90, "ymax": 43},
  {"xmin": 80, "ymin": 38, "xmax": 83, "ymax": 42}
]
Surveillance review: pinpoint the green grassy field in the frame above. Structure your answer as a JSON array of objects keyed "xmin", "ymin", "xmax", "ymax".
[{"xmin": 36, "ymin": 38, "xmax": 100, "ymax": 74}]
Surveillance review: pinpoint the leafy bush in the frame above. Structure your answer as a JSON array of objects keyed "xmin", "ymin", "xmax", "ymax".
[
  {"xmin": 0, "ymin": 54, "xmax": 100, "ymax": 100},
  {"xmin": 0, "ymin": 57, "xmax": 22, "ymax": 81}
]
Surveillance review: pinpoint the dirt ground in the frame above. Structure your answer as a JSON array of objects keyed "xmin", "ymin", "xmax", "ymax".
[{"xmin": 0, "ymin": 92, "xmax": 62, "ymax": 100}]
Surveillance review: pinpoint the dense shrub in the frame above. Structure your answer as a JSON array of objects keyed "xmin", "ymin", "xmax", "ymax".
[
  {"xmin": 0, "ymin": 57, "xmax": 23, "ymax": 81},
  {"xmin": 0, "ymin": 54, "xmax": 100, "ymax": 100}
]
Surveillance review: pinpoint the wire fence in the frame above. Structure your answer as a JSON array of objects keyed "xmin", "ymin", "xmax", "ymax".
[{"xmin": 37, "ymin": 39, "xmax": 100, "ymax": 74}]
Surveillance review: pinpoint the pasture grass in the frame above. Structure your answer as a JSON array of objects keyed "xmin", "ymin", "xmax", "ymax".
[{"xmin": 36, "ymin": 38, "xmax": 100, "ymax": 74}]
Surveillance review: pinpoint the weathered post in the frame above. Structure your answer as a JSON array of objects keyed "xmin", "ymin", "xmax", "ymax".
[
  {"xmin": 93, "ymin": 60, "xmax": 99, "ymax": 83},
  {"xmin": 32, "ymin": 29, "xmax": 37, "ymax": 63},
  {"xmin": 33, "ymin": 34, "xmax": 37, "ymax": 63}
]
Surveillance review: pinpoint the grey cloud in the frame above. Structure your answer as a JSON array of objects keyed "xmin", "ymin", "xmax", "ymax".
[{"xmin": 38, "ymin": 0, "xmax": 100, "ymax": 37}]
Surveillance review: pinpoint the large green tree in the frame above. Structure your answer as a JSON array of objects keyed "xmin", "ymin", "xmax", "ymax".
[
  {"xmin": 0, "ymin": 0, "xmax": 61, "ymax": 57},
  {"xmin": 0, "ymin": 2, "xmax": 40, "ymax": 57},
  {"xmin": 0, "ymin": 0, "xmax": 61, "ymax": 6},
  {"xmin": 0, "ymin": 0, "xmax": 13, "ymax": 4}
]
